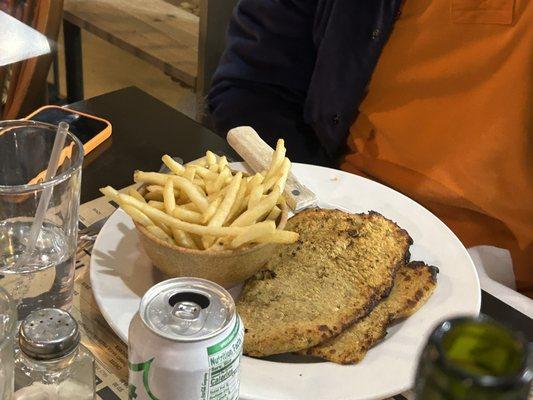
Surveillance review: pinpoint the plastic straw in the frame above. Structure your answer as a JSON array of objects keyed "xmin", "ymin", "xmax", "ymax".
[{"xmin": 15, "ymin": 122, "xmax": 69, "ymax": 269}]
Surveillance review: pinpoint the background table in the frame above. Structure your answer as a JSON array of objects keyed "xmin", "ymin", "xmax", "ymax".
[{"xmin": 68, "ymin": 87, "xmax": 532, "ymax": 399}]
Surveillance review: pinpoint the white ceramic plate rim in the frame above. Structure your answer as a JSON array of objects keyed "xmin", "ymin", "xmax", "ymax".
[{"xmin": 90, "ymin": 163, "xmax": 481, "ymax": 400}]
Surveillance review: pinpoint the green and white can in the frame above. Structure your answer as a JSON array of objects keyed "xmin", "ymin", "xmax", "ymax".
[{"xmin": 128, "ymin": 277, "xmax": 244, "ymax": 400}]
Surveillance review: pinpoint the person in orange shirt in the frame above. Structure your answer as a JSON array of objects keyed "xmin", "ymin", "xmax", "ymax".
[{"xmin": 208, "ymin": 0, "xmax": 532, "ymax": 296}]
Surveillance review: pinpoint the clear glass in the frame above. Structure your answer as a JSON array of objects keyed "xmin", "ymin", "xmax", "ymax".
[
  {"xmin": 0, "ymin": 120, "xmax": 84, "ymax": 322},
  {"xmin": 14, "ymin": 344, "xmax": 95, "ymax": 399},
  {"xmin": 415, "ymin": 315, "xmax": 532, "ymax": 400},
  {"xmin": 0, "ymin": 287, "xmax": 16, "ymax": 400}
]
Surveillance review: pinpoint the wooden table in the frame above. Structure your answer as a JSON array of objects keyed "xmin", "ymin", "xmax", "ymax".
[
  {"xmin": 67, "ymin": 86, "xmax": 533, "ymax": 346},
  {"xmin": 62, "ymin": 0, "xmax": 238, "ymax": 123}
]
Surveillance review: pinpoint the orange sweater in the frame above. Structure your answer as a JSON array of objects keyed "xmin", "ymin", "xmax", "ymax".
[{"xmin": 343, "ymin": 0, "xmax": 532, "ymax": 296}]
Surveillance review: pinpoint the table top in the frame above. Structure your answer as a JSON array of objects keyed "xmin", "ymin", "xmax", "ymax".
[
  {"xmin": 69, "ymin": 86, "xmax": 532, "ymax": 340},
  {"xmin": 63, "ymin": 0, "xmax": 198, "ymax": 87}
]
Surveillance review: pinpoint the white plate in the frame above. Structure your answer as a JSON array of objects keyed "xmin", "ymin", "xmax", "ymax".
[{"xmin": 90, "ymin": 163, "xmax": 480, "ymax": 400}]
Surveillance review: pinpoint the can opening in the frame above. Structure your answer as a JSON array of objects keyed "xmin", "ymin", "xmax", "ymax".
[{"xmin": 169, "ymin": 292, "xmax": 210, "ymax": 309}]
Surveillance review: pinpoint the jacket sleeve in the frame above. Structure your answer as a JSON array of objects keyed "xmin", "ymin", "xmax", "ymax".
[{"xmin": 207, "ymin": 0, "xmax": 332, "ymax": 165}]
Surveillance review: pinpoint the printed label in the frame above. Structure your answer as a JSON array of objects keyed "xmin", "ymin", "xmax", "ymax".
[
  {"xmin": 203, "ymin": 318, "xmax": 244, "ymax": 400},
  {"xmin": 128, "ymin": 319, "xmax": 243, "ymax": 400},
  {"xmin": 128, "ymin": 358, "xmax": 158, "ymax": 400}
]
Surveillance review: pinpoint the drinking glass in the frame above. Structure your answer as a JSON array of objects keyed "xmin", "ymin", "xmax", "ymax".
[
  {"xmin": 0, "ymin": 120, "xmax": 84, "ymax": 321},
  {"xmin": 0, "ymin": 286, "xmax": 15, "ymax": 400}
]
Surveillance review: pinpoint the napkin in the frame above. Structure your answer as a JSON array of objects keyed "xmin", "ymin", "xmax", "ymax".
[{"xmin": 468, "ymin": 245, "xmax": 533, "ymax": 319}]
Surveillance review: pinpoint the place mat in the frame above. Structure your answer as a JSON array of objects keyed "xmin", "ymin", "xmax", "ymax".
[
  {"xmin": 74, "ymin": 192, "xmax": 415, "ymax": 400},
  {"xmin": 76, "ymin": 193, "xmax": 130, "ymax": 399}
]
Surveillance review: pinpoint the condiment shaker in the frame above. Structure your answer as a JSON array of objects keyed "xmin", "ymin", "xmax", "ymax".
[{"xmin": 13, "ymin": 308, "xmax": 95, "ymax": 400}]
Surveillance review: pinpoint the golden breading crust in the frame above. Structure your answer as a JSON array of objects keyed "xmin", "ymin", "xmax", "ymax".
[
  {"xmin": 237, "ymin": 209, "xmax": 412, "ymax": 357},
  {"xmin": 301, "ymin": 261, "xmax": 438, "ymax": 364}
]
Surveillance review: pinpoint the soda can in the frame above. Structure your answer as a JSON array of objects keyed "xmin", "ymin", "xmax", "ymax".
[{"xmin": 128, "ymin": 277, "xmax": 244, "ymax": 400}]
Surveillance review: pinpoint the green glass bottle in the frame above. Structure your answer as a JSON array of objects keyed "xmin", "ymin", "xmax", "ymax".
[{"xmin": 415, "ymin": 315, "xmax": 531, "ymax": 400}]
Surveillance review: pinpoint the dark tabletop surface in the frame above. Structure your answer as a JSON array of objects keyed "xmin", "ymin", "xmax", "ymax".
[{"xmin": 69, "ymin": 86, "xmax": 532, "ymax": 341}]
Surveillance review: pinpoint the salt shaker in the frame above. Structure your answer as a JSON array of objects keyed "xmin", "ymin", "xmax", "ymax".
[{"xmin": 13, "ymin": 308, "xmax": 95, "ymax": 400}]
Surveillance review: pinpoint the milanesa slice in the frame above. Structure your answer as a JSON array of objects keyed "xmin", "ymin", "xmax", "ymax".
[
  {"xmin": 300, "ymin": 261, "xmax": 438, "ymax": 364},
  {"xmin": 237, "ymin": 209, "xmax": 412, "ymax": 357}
]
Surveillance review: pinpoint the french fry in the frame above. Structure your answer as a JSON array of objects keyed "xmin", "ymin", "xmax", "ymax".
[
  {"xmin": 147, "ymin": 200, "xmax": 165, "ymax": 210},
  {"xmin": 146, "ymin": 185, "xmax": 162, "ymax": 192},
  {"xmin": 183, "ymin": 166, "xmax": 196, "ymax": 182},
  {"xmin": 246, "ymin": 173, "xmax": 264, "ymax": 194},
  {"xmin": 144, "ymin": 191, "xmax": 164, "ymax": 201},
  {"xmin": 202, "ymin": 197, "xmax": 222, "ymax": 224},
  {"xmin": 146, "ymin": 185, "xmax": 180, "ymax": 197},
  {"xmin": 248, "ymin": 185, "xmax": 263, "ymax": 209},
  {"xmin": 265, "ymin": 139, "xmax": 286, "ymax": 180},
  {"xmin": 134, "ymin": 171, "xmax": 209, "ymax": 212},
  {"xmin": 275, "ymin": 158, "xmax": 291, "ymax": 192},
  {"xmin": 206, "ymin": 151, "xmax": 217, "ymax": 166},
  {"xmin": 266, "ymin": 206, "xmax": 281, "ymax": 222},
  {"xmin": 231, "ymin": 186, "xmax": 281, "ymax": 227},
  {"xmin": 189, "ymin": 165, "xmax": 218, "ymax": 180},
  {"xmin": 186, "ymin": 156, "xmax": 207, "ymax": 167},
  {"xmin": 121, "ymin": 204, "xmax": 152, "ymax": 226},
  {"xmin": 208, "ymin": 240, "xmax": 226, "ymax": 251},
  {"xmin": 128, "ymin": 188, "xmax": 146, "ymax": 203},
  {"xmin": 162, "ymin": 155, "xmax": 185, "ymax": 175},
  {"xmin": 100, "ymin": 186, "xmax": 120, "ymax": 203},
  {"xmin": 179, "ymin": 202, "xmax": 199, "ymax": 211},
  {"xmin": 190, "ymin": 233, "xmax": 205, "ymax": 250},
  {"xmin": 146, "ymin": 225, "xmax": 173, "ymax": 242},
  {"xmin": 192, "ymin": 178, "xmax": 206, "ymax": 190},
  {"xmin": 102, "ymin": 190, "xmax": 247, "ymax": 236},
  {"xmin": 209, "ymin": 172, "xmax": 242, "ymax": 228},
  {"xmin": 177, "ymin": 191, "xmax": 189, "ymax": 205},
  {"xmin": 171, "ymin": 228, "xmax": 197, "ymax": 249},
  {"xmin": 212, "ymin": 168, "xmax": 231, "ymax": 193},
  {"xmin": 208, "ymin": 185, "xmax": 229, "ymax": 200},
  {"xmin": 230, "ymin": 221, "xmax": 276, "ymax": 248},
  {"xmin": 263, "ymin": 158, "xmax": 291, "ymax": 193},
  {"xmin": 163, "ymin": 179, "xmax": 176, "ymax": 214},
  {"xmin": 218, "ymin": 155, "xmax": 228, "ymax": 170},
  {"xmin": 102, "ymin": 139, "xmax": 298, "ymax": 250},
  {"xmin": 172, "ymin": 207, "xmax": 203, "ymax": 224},
  {"xmin": 254, "ymin": 230, "xmax": 299, "ymax": 244},
  {"xmin": 225, "ymin": 179, "xmax": 247, "ymax": 224},
  {"xmin": 155, "ymin": 221, "xmax": 172, "ymax": 236},
  {"xmin": 203, "ymin": 173, "xmax": 243, "ymax": 248}
]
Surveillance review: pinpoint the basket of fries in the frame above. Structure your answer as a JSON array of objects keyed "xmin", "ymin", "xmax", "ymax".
[{"xmin": 101, "ymin": 140, "xmax": 299, "ymax": 288}]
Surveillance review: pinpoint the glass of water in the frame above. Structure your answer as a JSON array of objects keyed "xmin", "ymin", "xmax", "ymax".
[
  {"xmin": 0, "ymin": 286, "xmax": 15, "ymax": 400},
  {"xmin": 0, "ymin": 120, "xmax": 84, "ymax": 322}
]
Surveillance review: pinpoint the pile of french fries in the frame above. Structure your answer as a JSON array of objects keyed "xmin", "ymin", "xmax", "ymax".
[{"xmin": 100, "ymin": 140, "xmax": 299, "ymax": 250}]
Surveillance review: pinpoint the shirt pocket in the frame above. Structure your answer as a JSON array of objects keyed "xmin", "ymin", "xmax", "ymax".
[{"xmin": 451, "ymin": 0, "xmax": 515, "ymax": 24}]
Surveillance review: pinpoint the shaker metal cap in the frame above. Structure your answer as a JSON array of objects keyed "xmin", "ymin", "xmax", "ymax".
[{"xmin": 19, "ymin": 308, "xmax": 80, "ymax": 360}]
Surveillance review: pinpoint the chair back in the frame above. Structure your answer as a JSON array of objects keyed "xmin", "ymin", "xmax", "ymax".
[{"xmin": 1, "ymin": 0, "xmax": 63, "ymax": 119}]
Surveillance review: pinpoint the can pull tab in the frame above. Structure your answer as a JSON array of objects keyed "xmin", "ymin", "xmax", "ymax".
[
  {"xmin": 170, "ymin": 301, "xmax": 207, "ymax": 335},
  {"xmin": 172, "ymin": 301, "xmax": 201, "ymax": 321}
]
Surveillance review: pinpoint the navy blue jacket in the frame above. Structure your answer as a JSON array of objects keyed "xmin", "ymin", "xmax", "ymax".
[{"xmin": 208, "ymin": 0, "xmax": 403, "ymax": 166}]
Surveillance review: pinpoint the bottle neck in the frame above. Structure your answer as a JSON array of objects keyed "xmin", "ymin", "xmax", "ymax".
[{"xmin": 415, "ymin": 316, "xmax": 531, "ymax": 400}]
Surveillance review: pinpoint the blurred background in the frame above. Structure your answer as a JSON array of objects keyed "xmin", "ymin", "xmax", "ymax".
[{"xmin": 0, "ymin": 0, "xmax": 236, "ymax": 122}]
